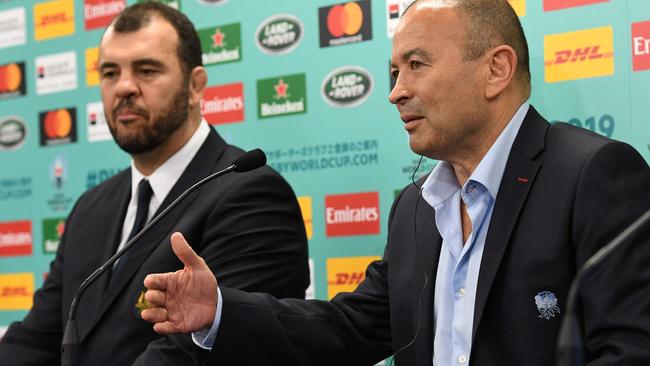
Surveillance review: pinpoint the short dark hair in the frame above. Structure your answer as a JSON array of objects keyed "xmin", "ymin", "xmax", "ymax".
[
  {"xmin": 458, "ymin": 0, "xmax": 530, "ymax": 93},
  {"xmin": 406, "ymin": 0, "xmax": 531, "ymax": 95},
  {"xmin": 108, "ymin": 1, "xmax": 203, "ymax": 77}
]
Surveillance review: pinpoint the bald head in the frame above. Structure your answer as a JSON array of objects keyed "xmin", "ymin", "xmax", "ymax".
[{"xmin": 406, "ymin": 0, "xmax": 530, "ymax": 96}]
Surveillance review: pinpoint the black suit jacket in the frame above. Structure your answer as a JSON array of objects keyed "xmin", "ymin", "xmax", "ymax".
[
  {"xmin": 206, "ymin": 106, "xmax": 650, "ymax": 365},
  {"xmin": 0, "ymin": 128, "xmax": 310, "ymax": 365}
]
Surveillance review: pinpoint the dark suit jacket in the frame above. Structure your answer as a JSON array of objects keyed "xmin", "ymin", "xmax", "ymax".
[
  {"xmin": 206, "ymin": 106, "xmax": 650, "ymax": 365},
  {"xmin": 0, "ymin": 129, "xmax": 310, "ymax": 365}
]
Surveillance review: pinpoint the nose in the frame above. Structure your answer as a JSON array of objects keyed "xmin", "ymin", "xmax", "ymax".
[
  {"xmin": 115, "ymin": 71, "xmax": 139, "ymax": 100},
  {"xmin": 388, "ymin": 74, "xmax": 410, "ymax": 105}
]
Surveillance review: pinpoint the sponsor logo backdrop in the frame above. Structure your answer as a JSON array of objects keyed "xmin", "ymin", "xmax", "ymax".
[{"xmin": 1, "ymin": 2, "xmax": 649, "ymax": 364}]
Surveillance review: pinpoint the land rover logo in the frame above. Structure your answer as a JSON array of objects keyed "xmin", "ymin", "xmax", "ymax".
[
  {"xmin": 322, "ymin": 66, "xmax": 373, "ymax": 108},
  {"xmin": 0, "ymin": 116, "xmax": 27, "ymax": 151},
  {"xmin": 256, "ymin": 14, "xmax": 303, "ymax": 55}
]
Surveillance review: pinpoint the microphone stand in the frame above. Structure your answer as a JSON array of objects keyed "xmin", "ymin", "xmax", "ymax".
[{"xmin": 556, "ymin": 208, "xmax": 650, "ymax": 366}]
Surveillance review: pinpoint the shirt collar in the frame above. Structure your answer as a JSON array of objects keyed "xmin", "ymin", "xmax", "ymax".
[
  {"xmin": 130, "ymin": 120, "xmax": 211, "ymax": 204},
  {"xmin": 470, "ymin": 102, "xmax": 529, "ymax": 199},
  {"xmin": 422, "ymin": 102, "xmax": 529, "ymax": 208}
]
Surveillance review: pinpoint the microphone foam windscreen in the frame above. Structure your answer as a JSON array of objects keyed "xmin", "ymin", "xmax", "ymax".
[{"xmin": 232, "ymin": 149, "xmax": 267, "ymax": 172}]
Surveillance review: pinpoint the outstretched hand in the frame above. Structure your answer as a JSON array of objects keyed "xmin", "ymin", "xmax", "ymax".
[{"xmin": 141, "ymin": 232, "xmax": 218, "ymax": 334}]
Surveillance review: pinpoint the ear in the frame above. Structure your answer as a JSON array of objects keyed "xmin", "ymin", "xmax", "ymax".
[
  {"xmin": 485, "ymin": 45, "xmax": 517, "ymax": 99},
  {"xmin": 187, "ymin": 66, "xmax": 207, "ymax": 108}
]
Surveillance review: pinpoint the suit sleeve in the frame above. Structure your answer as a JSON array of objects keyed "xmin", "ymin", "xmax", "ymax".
[
  {"xmin": 132, "ymin": 168, "xmax": 311, "ymax": 365},
  {"xmin": 0, "ymin": 194, "xmax": 85, "ymax": 365},
  {"xmin": 197, "ymin": 168, "xmax": 310, "ymax": 298},
  {"xmin": 200, "ymin": 186, "xmax": 410, "ymax": 366},
  {"xmin": 572, "ymin": 142, "xmax": 650, "ymax": 365}
]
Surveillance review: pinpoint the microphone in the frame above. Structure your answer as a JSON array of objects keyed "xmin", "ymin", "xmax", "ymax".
[
  {"xmin": 61, "ymin": 149, "xmax": 267, "ymax": 366},
  {"xmin": 232, "ymin": 148, "xmax": 266, "ymax": 172},
  {"xmin": 556, "ymin": 208, "xmax": 650, "ymax": 366}
]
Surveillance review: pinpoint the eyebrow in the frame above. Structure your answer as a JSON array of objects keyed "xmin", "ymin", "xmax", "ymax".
[
  {"xmin": 391, "ymin": 48, "xmax": 433, "ymax": 68},
  {"xmin": 402, "ymin": 48, "xmax": 432, "ymax": 61},
  {"xmin": 132, "ymin": 58, "xmax": 165, "ymax": 69},
  {"xmin": 98, "ymin": 58, "xmax": 166, "ymax": 72},
  {"xmin": 98, "ymin": 61, "xmax": 118, "ymax": 73}
]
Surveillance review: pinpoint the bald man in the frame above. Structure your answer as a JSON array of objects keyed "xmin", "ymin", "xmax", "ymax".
[{"xmin": 141, "ymin": 1, "xmax": 650, "ymax": 365}]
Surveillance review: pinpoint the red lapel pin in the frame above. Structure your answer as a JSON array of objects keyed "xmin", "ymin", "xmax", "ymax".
[{"xmin": 517, "ymin": 177, "xmax": 529, "ymax": 183}]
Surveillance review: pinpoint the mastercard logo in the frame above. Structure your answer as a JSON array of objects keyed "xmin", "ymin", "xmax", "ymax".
[
  {"xmin": 43, "ymin": 109, "xmax": 73, "ymax": 139},
  {"xmin": 319, "ymin": 1, "xmax": 372, "ymax": 48},
  {"xmin": 0, "ymin": 64, "xmax": 23, "ymax": 93},
  {"xmin": 327, "ymin": 2, "xmax": 364, "ymax": 37}
]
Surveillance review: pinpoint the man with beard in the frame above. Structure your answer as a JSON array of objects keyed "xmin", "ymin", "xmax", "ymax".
[{"xmin": 0, "ymin": 3, "xmax": 309, "ymax": 365}]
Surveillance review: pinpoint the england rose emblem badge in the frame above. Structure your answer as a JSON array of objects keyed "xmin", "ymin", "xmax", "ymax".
[{"xmin": 535, "ymin": 291, "xmax": 560, "ymax": 319}]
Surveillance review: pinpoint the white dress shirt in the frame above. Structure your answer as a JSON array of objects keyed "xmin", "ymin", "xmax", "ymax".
[{"xmin": 115, "ymin": 120, "xmax": 211, "ymax": 255}]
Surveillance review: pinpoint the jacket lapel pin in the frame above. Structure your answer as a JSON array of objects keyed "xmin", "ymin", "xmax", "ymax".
[
  {"xmin": 135, "ymin": 288, "xmax": 152, "ymax": 314},
  {"xmin": 535, "ymin": 291, "xmax": 560, "ymax": 319}
]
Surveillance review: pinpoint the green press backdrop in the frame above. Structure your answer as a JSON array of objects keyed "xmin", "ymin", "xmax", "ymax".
[{"xmin": 0, "ymin": 1, "xmax": 649, "ymax": 361}]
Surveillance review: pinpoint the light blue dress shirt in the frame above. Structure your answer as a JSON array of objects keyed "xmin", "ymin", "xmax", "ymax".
[
  {"xmin": 421, "ymin": 102, "xmax": 529, "ymax": 365},
  {"xmin": 192, "ymin": 287, "xmax": 222, "ymax": 349}
]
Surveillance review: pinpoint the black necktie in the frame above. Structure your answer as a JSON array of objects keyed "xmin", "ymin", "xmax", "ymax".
[{"xmin": 109, "ymin": 179, "xmax": 153, "ymax": 285}]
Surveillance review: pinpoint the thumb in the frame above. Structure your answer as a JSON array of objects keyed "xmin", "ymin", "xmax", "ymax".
[{"xmin": 170, "ymin": 232, "xmax": 205, "ymax": 269}]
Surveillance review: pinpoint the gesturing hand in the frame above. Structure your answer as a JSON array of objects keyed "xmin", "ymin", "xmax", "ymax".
[{"xmin": 141, "ymin": 232, "xmax": 218, "ymax": 334}]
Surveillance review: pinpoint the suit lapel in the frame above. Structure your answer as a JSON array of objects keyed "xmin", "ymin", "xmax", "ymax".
[
  {"xmin": 76, "ymin": 170, "xmax": 131, "ymax": 338},
  {"xmin": 84, "ymin": 129, "xmax": 228, "ymax": 336},
  {"xmin": 156, "ymin": 130, "xmax": 228, "ymax": 216},
  {"xmin": 471, "ymin": 107, "xmax": 548, "ymax": 341},
  {"xmin": 413, "ymin": 191, "xmax": 441, "ymax": 365}
]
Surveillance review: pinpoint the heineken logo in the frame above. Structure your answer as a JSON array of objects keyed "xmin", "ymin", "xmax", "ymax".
[
  {"xmin": 42, "ymin": 217, "xmax": 65, "ymax": 254},
  {"xmin": 322, "ymin": 66, "xmax": 373, "ymax": 107},
  {"xmin": 0, "ymin": 116, "xmax": 27, "ymax": 151},
  {"xmin": 198, "ymin": 23, "xmax": 242, "ymax": 66},
  {"xmin": 211, "ymin": 29, "xmax": 225, "ymax": 48},
  {"xmin": 256, "ymin": 14, "xmax": 303, "ymax": 55},
  {"xmin": 275, "ymin": 79, "xmax": 289, "ymax": 98},
  {"xmin": 257, "ymin": 73, "xmax": 307, "ymax": 119}
]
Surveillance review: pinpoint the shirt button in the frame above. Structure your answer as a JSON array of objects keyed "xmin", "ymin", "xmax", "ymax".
[
  {"xmin": 457, "ymin": 288, "xmax": 466, "ymax": 296},
  {"xmin": 458, "ymin": 355, "xmax": 468, "ymax": 364}
]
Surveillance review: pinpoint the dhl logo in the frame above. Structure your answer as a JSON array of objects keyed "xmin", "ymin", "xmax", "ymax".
[
  {"xmin": 544, "ymin": 45, "xmax": 612, "ymax": 66},
  {"xmin": 329, "ymin": 271, "xmax": 365, "ymax": 285},
  {"xmin": 1, "ymin": 286, "xmax": 30, "ymax": 297},
  {"xmin": 0, "ymin": 273, "xmax": 34, "ymax": 310},
  {"xmin": 297, "ymin": 196, "xmax": 313, "ymax": 239},
  {"xmin": 544, "ymin": 26, "xmax": 614, "ymax": 83},
  {"xmin": 86, "ymin": 47, "xmax": 100, "ymax": 86},
  {"xmin": 326, "ymin": 256, "xmax": 379, "ymax": 299},
  {"xmin": 37, "ymin": 13, "xmax": 71, "ymax": 26},
  {"xmin": 34, "ymin": 0, "xmax": 75, "ymax": 41}
]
